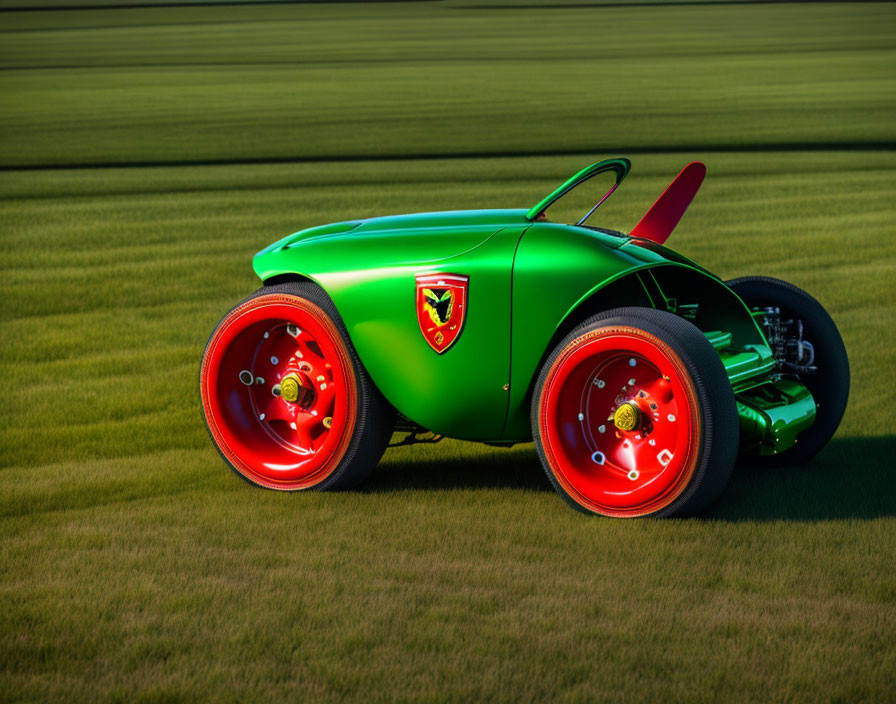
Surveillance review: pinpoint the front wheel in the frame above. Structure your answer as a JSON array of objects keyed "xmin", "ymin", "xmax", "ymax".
[
  {"xmin": 200, "ymin": 282, "xmax": 394, "ymax": 490},
  {"xmin": 532, "ymin": 307, "xmax": 739, "ymax": 518}
]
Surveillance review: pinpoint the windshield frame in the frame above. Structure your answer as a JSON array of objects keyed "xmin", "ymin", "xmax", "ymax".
[{"xmin": 525, "ymin": 158, "xmax": 631, "ymax": 224}]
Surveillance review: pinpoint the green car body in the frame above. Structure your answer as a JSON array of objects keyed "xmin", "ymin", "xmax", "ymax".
[{"xmin": 252, "ymin": 160, "xmax": 815, "ymax": 454}]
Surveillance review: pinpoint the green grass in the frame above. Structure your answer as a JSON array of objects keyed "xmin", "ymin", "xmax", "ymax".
[
  {"xmin": 2, "ymin": 2, "xmax": 895, "ymax": 166},
  {"xmin": 2, "ymin": 2, "xmax": 896, "ymax": 703}
]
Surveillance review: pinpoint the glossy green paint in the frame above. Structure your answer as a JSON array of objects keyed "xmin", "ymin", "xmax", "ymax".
[
  {"xmin": 251, "ymin": 163, "xmax": 813, "ymax": 448},
  {"xmin": 525, "ymin": 157, "xmax": 631, "ymax": 221},
  {"xmin": 504, "ymin": 221, "xmax": 655, "ymax": 438},
  {"xmin": 736, "ymin": 379, "xmax": 817, "ymax": 455},
  {"xmin": 500, "ymin": 221, "xmax": 774, "ymax": 439},
  {"xmin": 254, "ymin": 211, "xmax": 778, "ymax": 442},
  {"xmin": 255, "ymin": 210, "xmax": 529, "ymax": 266},
  {"xmin": 254, "ymin": 210, "xmax": 529, "ymax": 439}
]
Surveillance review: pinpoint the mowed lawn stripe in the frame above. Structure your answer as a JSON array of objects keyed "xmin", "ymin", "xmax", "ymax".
[
  {"xmin": 2, "ymin": 446, "xmax": 893, "ymax": 702},
  {"xmin": 2, "ymin": 4, "xmax": 895, "ymax": 166},
  {"xmin": 1, "ymin": 2, "xmax": 895, "ymax": 702},
  {"xmin": 2, "ymin": 153, "xmax": 894, "ymax": 474}
]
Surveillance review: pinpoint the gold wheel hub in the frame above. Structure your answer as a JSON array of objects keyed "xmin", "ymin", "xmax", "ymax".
[
  {"xmin": 613, "ymin": 401, "xmax": 641, "ymax": 432},
  {"xmin": 280, "ymin": 373, "xmax": 312, "ymax": 406}
]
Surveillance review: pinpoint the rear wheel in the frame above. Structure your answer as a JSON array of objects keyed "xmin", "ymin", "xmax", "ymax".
[
  {"xmin": 532, "ymin": 308, "xmax": 739, "ymax": 518},
  {"xmin": 726, "ymin": 276, "xmax": 849, "ymax": 465},
  {"xmin": 200, "ymin": 282, "xmax": 394, "ymax": 490}
]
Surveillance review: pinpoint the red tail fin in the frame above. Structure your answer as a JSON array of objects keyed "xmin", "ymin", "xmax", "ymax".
[{"xmin": 630, "ymin": 161, "xmax": 706, "ymax": 245}]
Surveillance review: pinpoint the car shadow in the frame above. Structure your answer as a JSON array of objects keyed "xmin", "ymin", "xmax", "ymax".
[
  {"xmin": 368, "ymin": 442, "xmax": 552, "ymax": 493},
  {"xmin": 365, "ymin": 436, "xmax": 896, "ymax": 521},
  {"xmin": 707, "ymin": 435, "xmax": 896, "ymax": 522}
]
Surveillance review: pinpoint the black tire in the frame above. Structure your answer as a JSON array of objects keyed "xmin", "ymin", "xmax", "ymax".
[
  {"xmin": 726, "ymin": 276, "xmax": 849, "ymax": 465},
  {"xmin": 200, "ymin": 281, "xmax": 395, "ymax": 491},
  {"xmin": 531, "ymin": 307, "xmax": 739, "ymax": 518}
]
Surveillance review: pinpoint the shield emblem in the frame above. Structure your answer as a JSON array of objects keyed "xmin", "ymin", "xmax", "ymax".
[{"xmin": 415, "ymin": 273, "xmax": 469, "ymax": 354}]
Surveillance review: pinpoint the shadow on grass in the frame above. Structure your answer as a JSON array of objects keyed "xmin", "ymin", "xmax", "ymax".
[
  {"xmin": 367, "ymin": 444, "xmax": 550, "ymax": 493},
  {"xmin": 365, "ymin": 436, "xmax": 896, "ymax": 521},
  {"xmin": 709, "ymin": 436, "xmax": 896, "ymax": 522}
]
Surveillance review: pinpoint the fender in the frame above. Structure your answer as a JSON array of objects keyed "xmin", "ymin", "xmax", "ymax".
[
  {"xmin": 502, "ymin": 222, "xmax": 771, "ymax": 440},
  {"xmin": 253, "ymin": 210, "xmax": 531, "ymax": 440}
]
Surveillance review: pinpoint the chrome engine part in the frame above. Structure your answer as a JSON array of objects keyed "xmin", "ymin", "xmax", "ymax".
[{"xmin": 761, "ymin": 306, "xmax": 817, "ymax": 376}]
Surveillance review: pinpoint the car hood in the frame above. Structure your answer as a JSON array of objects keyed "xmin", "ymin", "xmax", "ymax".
[
  {"xmin": 256, "ymin": 209, "xmax": 531, "ymax": 257},
  {"xmin": 253, "ymin": 207, "xmax": 712, "ymax": 282}
]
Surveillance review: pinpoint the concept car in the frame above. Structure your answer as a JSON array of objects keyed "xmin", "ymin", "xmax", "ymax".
[{"xmin": 200, "ymin": 159, "xmax": 849, "ymax": 517}]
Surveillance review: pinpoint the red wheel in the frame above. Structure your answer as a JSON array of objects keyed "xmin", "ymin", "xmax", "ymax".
[
  {"xmin": 200, "ymin": 282, "xmax": 393, "ymax": 490},
  {"xmin": 533, "ymin": 308, "xmax": 738, "ymax": 518}
]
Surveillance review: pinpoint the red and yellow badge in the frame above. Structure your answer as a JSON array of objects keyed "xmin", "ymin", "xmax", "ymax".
[{"xmin": 415, "ymin": 273, "xmax": 469, "ymax": 354}]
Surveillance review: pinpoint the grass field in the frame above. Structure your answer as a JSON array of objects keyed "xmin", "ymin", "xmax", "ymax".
[{"xmin": 2, "ymin": 2, "xmax": 896, "ymax": 702}]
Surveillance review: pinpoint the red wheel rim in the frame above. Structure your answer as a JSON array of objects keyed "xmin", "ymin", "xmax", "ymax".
[
  {"xmin": 539, "ymin": 326, "xmax": 700, "ymax": 517},
  {"xmin": 200, "ymin": 293, "xmax": 357, "ymax": 490}
]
